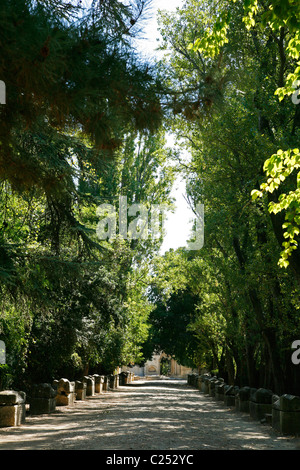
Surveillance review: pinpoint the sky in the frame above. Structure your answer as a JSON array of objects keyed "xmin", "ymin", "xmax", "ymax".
[
  {"xmin": 134, "ymin": 0, "xmax": 196, "ymax": 254},
  {"xmin": 82, "ymin": 0, "xmax": 195, "ymax": 253},
  {"xmin": 134, "ymin": 0, "xmax": 183, "ymax": 59}
]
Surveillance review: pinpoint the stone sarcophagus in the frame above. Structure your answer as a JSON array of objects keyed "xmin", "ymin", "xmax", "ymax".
[
  {"xmin": 224, "ymin": 385, "xmax": 239, "ymax": 406},
  {"xmin": 119, "ymin": 372, "xmax": 129, "ymax": 386},
  {"xmin": 54, "ymin": 378, "xmax": 75, "ymax": 406},
  {"xmin": 249, "ymin": 388, "xmax": 273, "ymax": 421},
  {"xmin": 75, "ymin": 380, "xmax": 87, "ymax": 400},
  {"xmin": 109, "ymin": 374, "xmax": 116, "ymax": 390},
  {"xmin": 215, "ymin": 381, "xmax": 225, "ymax": 401},
  {"xmin": 0, "ymin": 390, "xmax": 26, "ymax": 427},
  {"xmin": 83, "ymin": 376, "xmax": 95, "ymax": 396},
  {"xmin": 236, "ymin": 386, "xmax": 256, "ymax": 413},
  {"xmin": 208, "ymin": 377, "xmax": 218, "ymax": 397},
  {"xmin": 272, "ymin": 394, "xmax": 300, "ymax": 435},
  {"xmin": 29, "ymin": 383, "xmax": 56, "ymax": 415},
  {"xmin": 102, "ymin": 375, "xmax": 108, "ymax": 392},
  {"xmin": 93, "ymin": 374, "xmax": 105, "ymax": 394}
]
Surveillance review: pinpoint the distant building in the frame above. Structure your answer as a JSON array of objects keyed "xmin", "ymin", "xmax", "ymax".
[{"xmin": 123, "ymin": 352, "xmax": 196, "ymax": 378}]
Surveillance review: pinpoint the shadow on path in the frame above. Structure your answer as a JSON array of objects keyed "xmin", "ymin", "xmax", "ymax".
[{"xmin": 0, "ymin": 378, "xmax": 299, "ymax": 450}]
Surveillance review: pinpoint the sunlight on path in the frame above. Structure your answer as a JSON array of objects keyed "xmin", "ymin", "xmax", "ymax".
[{"xmin": 0, "ymin": 379, "xmax": 299, "ymax": 450}]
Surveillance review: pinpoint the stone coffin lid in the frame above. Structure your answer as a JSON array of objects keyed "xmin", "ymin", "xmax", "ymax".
[
  {"xmin": 75, "ymin": 381, "xmax": 87, "ymax": 390},
  {"xmin": 57, "ymin": 378, "xmax": 74, "ymax": 393},
  {"xmin": 224, "ymin": 385, "xmax": 235, "ymax": 396},
  {"xmin": 278, "ymin": 394, "xmax": 300, "ymax": 412},
  {"xmin": 0, "ymin": 390, "xmax": 26, "ymax": 405},
  {"xmin": 209, "ymin": 379, "xmax": 217, "ymax": 388},
  {"xmin": 249, "ymin": 388, "xmax": 257, "ymax": 400},
  {"xmin": 209, "ymin": 377, "xmax": 218, "ymax": 382},
  {"xmin": 251, "ymin": 388, "xmax": 273, "ymax": 404},
  {"xmin": 83, "ymin": 376, "xmax": 94, "ymax": 384},
  {"xmin": 216, "ymin": 383, "xmax": 225, "ymax": 392},
  {"xmin": 210, "ymin": 379, "xmax": 223, "ymax": 389},
  {"xmin": 31, "ymin": 383, "xmax": 56, "ymax": 399},
  {"xmin": 238, "ymin": 386, "xmax": 251, "ymax": 400}
]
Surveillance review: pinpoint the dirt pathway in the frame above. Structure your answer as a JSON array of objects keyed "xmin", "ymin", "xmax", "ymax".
[{"xmin": 0, "ymin": 378, "xmax": 299, "ymax": 451}]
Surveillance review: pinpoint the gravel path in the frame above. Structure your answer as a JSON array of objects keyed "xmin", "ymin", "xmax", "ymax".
[{"xmin": 0, "ymin": 378, "xmax": 299, "ymax": 451}]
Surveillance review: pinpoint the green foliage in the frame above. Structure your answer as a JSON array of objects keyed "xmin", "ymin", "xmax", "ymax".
[
  {"xmin": 0, "ymin": 0, "xmax": 174, "ymax": 388},
  {"xmin": 244, "ymin": 0, "xmax": 300, "ymax": 268},
  {"xmin": 184, "ymin": 0, "xmax": 300, "ymax": 267},
  {"xmin": 144, "ymin": 284, "xmax": 199, "ymax": 368},
  {"xmin": 154, "ymin": 0, "xmax": 300, "ymax": 394},
  {"xmin": 1, "ymin": 0, "xmax": 300, "ymax": 398},
  {"xmin": 252, "ymin": 148, "xmax": 300, "ymax": 267}
]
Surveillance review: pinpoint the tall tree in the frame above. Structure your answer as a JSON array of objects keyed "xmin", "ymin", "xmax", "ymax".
[{"xmin": 154, "ymin": 0, "xmax": 300, "ymax": 394}]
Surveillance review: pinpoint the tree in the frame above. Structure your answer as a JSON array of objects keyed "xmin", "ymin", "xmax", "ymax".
[
  {"xmin": 0, "ymin": 0, "xmax": 174, "ymax": 388},
  {"xmin": 183, "ymin": 0, "xmax": 300, "ymax": 270},
  {"xmin": 155, "ymin": 0, "xmax": 300, "ymax": 394}
]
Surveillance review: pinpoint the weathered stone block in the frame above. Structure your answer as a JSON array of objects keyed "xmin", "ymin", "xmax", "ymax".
[
  {"xmin": 55, "ymin": 378, "xmax": 75, "ymax": 406},
  {"xmin": 208, "ymin": 377, "xmax": 218, "ymax": 397},
  {"xmin": 224, "ymin": 385, "xmax": 239, "ymax": 406},
  {"xmin": 29, "ymin": 383, "xmax": 56, "ymax": 415},
  {"xmin": 253, "ymin": 388, "xmax": 273, "ymax": 404},
  {"xmin": 224, "ymin": 394, "xmax": 235, "ymax": 406},
  {"xmin": 99, "ymin": 375, "xmax": 105, "ymax": 392},
  {"xmin": 114, "ymin": 374, "xmax": 119, "ymax": 388},
  {"xmin": 236, "ymin": 386, "xmax": 254, "ymax": 413},
  {"xmin": 0, "ymin": 390, "xmax": 25, "ymax": 405},
  {"xmin": 103, "ymin": 376, "xmax": 108, "ymax": 391},
  {"xmin": 215, "ymin": 382, "xmax": 225, "ymax": 401},
  {"xmin": 75, "ymin": 381, "xmax": 87, "ymax": 400},
  {"xmin": 278, "ymin": 394, "xmax": 300, "ymax": 412},
  {"xmin": 93, "ymin": 374, "xmax": 103, "ymax": 393},
  {"xmin": 272, "ymin": 394, "xmax": 300, "ymax": 435},
  {"xmin": 203, "ymin": 377, "xmax": 211, "ymax": 394},
  {"xmin": 250, "ymin": 388, "xmax": 273, "ymax": 420},
  {"xmin": 0, "ymin": 391, "xmax": 26, "ymax": 427},
  {"xmin": 59, "ymin": 393, "xmax": 75, "ymax": 405},
  {"xmin": 57, "ymin": 378, "xmax": 75, "ymax": 394},
  {"xmin": 190, "ymin": 373, "xmax": 199, "ymax": 387},
  {"xmin": 52, "ymin": 379, "xmax": 58, "ymax": 391},
  {"xmin": 109, "ymin": 374, "xmax": 115, "ymax": 390},
  {"xmin": 30, "ymin": 398, "xmax": 56, "ymax": 415},
  {"xmin": 31, "ymin": 383, "xmax": 56, "ymax": 399},
  {"xmin": 0, "ymin": 404, "xmax": 26, "ymax": 427},
  {"xmin": 199, "ymin": 374, "xmax": 210, "ymax": 393},
  {"xmin": 120, "ymin": 372, "xmax": 129, "ymax": 385},
  {"xmin": 83, "ymin": 376, "xmax": 95, "ymax": 396}
]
